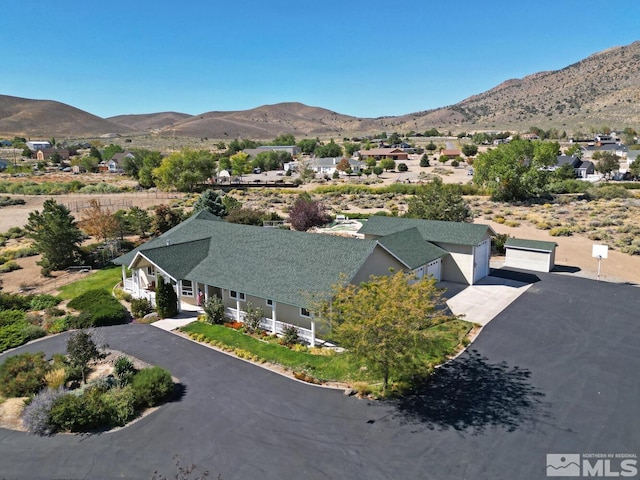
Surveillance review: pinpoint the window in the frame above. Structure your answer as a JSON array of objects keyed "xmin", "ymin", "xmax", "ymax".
[
  {"xmin": 229, "ymin": 290, "xmax": 245, "ymax": 301},
  {"xmin": 146, "ymin": 266, "xmax": 155, "ymax": 276},
  {"xmin": 300, "ymin": 308, "xmax": 311, "ymax": 318},
  {"xmin": 181, "ymin": 280, "xmax": 193, "ymax": 297},
  {"xmin": 266, "ymin": 299, "xmax": 273, "ymax": 307}
]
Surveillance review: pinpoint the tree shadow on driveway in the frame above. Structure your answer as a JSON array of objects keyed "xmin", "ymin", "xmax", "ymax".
[{"xmin": 388, "ymin": 350, "xmax": 550, "ymax": 436}]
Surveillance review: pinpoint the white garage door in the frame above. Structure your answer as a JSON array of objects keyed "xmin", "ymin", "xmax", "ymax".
[
  {"xmin": 427, "ymin": 259, "xmax": 442, "ymax": 281},
  {"xmin": 474, "ymin": 239, "xmax": 490, "ymax": 283}
]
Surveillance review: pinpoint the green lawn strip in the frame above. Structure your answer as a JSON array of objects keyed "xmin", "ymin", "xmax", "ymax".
[
  {"xmin": 182, "ymin": 319, "xmax": 473, "ymax": 384},
  {"xmin": 58, "ymin": 265, "xmax": 122, "ymax": 300},
  {"xmin": 182, "ymin": 322, "xmax": 377, "ymax": 384}
]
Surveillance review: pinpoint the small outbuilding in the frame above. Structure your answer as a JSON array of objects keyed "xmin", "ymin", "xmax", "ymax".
[{"xmin": 504, "ymin": 238, "xmax": 557, "ymax": 273}]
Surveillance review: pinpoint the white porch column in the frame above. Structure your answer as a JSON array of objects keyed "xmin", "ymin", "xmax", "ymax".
[
  {"xmin": 176, "ymin": 281, "xmax": 182, "ymax": 313},
  {"xmin": 310, "ymin": 320, "xmax": 316, "ymax": 347},
  {"xmin": 236, "ymin": 298, "xmax": 241, "ymax": 321},
  {"xmin": 271, "ymin": 304, "xmax": 277, "ymax": 334},
  {"xmin": 121, "ymin": 265, "xmax": 126, "ymax": 287}
]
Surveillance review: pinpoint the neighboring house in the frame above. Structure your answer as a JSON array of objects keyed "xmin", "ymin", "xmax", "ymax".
[
  {"xmin": 114, "ymin": 211, "xmax": 493, "ymax": 344},
  {"xmin": 244, "ymin": 145, "xmax": 300, "ymax": 157},
  {"xmin": 439, "ymin": 149, "xmax": 462, "ymax": 159},
  {"xmin": 109, "ymin": 152, "xmax": 134, "ymax": 173},
  {"xmin": 357, "ymin": 216, "xmax": 495, "ymax": 285},
  {"xmin": 0, "ymin": 160, "xmax": 8, "ymax": 171},
  {"xmin": 581, "ymin": 143, "xmax": 628, "ymax": 160},
  {"xmin": 552, "ymin": 155, "xmax": 595, "ymax": 179},
  {"xmin": 0, "ymin": 140, "xmax": 12, "ymax": 147},
  {"xmin": 359, "ymin": 148, "xmax": 409, "ymax": 161},
  {"xmin": 26, "ymin": 141, "xmax": 51, "ymax": 151},
  {"xmin": 33, "ymin": 148, "xmax": 70, "ymax": 161},
  {"xmin": 307, "ymin": 157, "xmax": 365, "ymax": 176}
]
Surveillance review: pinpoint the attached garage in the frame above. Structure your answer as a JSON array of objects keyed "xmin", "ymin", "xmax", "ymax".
[{"xmin": 504, "ymin": 238, "xmax": 557, "ymax": 273}]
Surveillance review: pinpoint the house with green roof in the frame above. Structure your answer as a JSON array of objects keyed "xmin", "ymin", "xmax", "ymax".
[
  {"xmin": 114, "ymin": 211, "xmax": 453, "ymax": 345},
  {"xmin": 358, "ymin": 216, "xmax": 496, "ymax": 285}
]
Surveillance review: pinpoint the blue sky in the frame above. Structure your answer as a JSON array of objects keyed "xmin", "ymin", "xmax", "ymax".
[{"xmin": 2, "ymin": 0, "xmax": 639, "ymax": 119}]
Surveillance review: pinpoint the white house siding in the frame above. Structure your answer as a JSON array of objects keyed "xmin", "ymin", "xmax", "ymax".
[{"xmin": 505, "ymin": 248, "xmax": 554, "ymax": 273}]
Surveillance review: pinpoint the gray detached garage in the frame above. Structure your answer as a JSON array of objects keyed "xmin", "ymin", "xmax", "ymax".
[{"xmin": 504, "ymin": 238, "xmax": 557, "ymax": 273}]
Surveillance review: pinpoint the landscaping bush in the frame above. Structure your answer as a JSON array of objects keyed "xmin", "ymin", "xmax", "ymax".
[
  {"xmin": 48, "ymin": 388, "xmax": 111, "ymax": 432},
  {"xmin": 131, "ymin": 367, "xmax": 174, "ymax": 407},
  {"xmin": 114, "ymin": 355, "xmax": 137, "ymax": 386},
  {"xmin": 0, "ymin": 309, "xmax": 26, "ymax": 326},
  {"xmin": 155, "ymin": 276, "xmax": 178, "ymax": 319},
  {"xmin": 29, "ymin": 294, "xmax": 61, "ymax": 311},
  {"xmin": 0, "ymin": 261, "xmax": 21, "ymax": 273},
  {"xmin": 44, "ymin": 368, "xmax": 67, "ymax": 389},
  {"xmin": 102, "ymin": 385, "xmax": 137, "ymax": 426},
  {"xmin": 243, "ymin": 303, "xmax": 264, "ymax": 334},
  {"xmin": 0, "ymin": 321, "xmax": 46, "ymax": 353},
  {"xmin": 21, "ymin": 387, "xmax": 67, "ymax": 436},
  {"xmin": 130, "ymin": 298, "xmax": 153, "ymax": 318},
  {"xmin": 397, "ymin": 163, "xmax": 408, "ymax": 172},
  {"xmin": 67, "ymin": 289, "xmax": 128, "ymax": 327},
  {"xmin": 0, "ymin": 351, "xmax": 50, "ymax": 397},
  {"xmin": 203, "ymin": 295, "xmax": 226, "ymax": 325},
  {"xmin": 280, "ymin": 325, "xmax": 302, "ymax": 347},
  {"xmin": 492, "ymin": 233, "xmax": 510, "ymax": 255}
]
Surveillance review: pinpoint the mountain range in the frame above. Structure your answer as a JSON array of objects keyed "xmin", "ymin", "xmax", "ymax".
[{"xmin": 1, "ymin": 41, "xmax": 639, "ymax": 140}]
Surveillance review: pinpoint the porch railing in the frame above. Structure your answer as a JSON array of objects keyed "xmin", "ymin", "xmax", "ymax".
[{"xmin": 226, "ymin": 307, "xmax": 314, "ymax": 346}]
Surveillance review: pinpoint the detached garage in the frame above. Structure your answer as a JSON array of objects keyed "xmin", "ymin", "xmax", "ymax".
[{"xmin": 504, "ymin": 238, "xmax": 557, "ymax": 273}]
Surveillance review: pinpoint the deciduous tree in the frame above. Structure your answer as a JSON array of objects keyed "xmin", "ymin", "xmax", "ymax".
[
  {"xmin": 79, "ymin": 199, "xmax": 119, "ymax": 242},
  {"xmin": 152, "ymin": 149, "xmax": 217, "ymax": 191},
  {"xmin": 405, "ymin": 177, "xmax": 472, "ymax": 222},
  {"xmin": 326, "ymin": 272, "xmax": 458, "ymax": 394},
  {"xmin": 288, "ymin": 194, "xmax": 330, "ymax": 231},
  {"xmin": 66, "ymin": 330, "xmax": 106, "ymax": 384}
]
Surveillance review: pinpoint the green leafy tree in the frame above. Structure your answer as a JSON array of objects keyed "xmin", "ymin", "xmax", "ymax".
[
  {"xmin": 89, "ymin": 146, "xmax": 102, "ymax": 161},
  {"xmin": 226, "ymin": 207, "xmax": 278, "ymax": 226},
  {"xmin": 379, "ymin": 158, "xmax": 396, "ymax": 171},
  {"xmin": 419, "ymin": 154, "xmax": 430, "ymax": 167},
  {"xmin": 425, "ymin": 141, "xmax": 437, "ymax": 151},
  {"xmin": 102, "ymin": 144, "xmax": 124, "ymax": 161},
  {"xmin": 315, "ymin": 140, "xmax": 342, "ymax": 158},
  {"xmin": 229, "ymin": 151, "xmax": 250, "ymax": 179},
  {"xmin": 473, "ymin": 139, "xmax": 559, "ymax": 201},
  {"xmin": 192, "ymin": 189, "xmax": 227, "ymax": 217},
  {"xmin": 80, "ymin": 156, "xmax": 100, "ymax": 173},
  {"xmin": 564, "ymin": 144, "xmax": 583, "ymax": 158},
  {"xmin": 405, "ymin": 177, "xmax": 472, "ymax": 222},
  {"xmin": 251, "ymin": 150, "xmax": 291, "ymax": 171},
  {"xmin": 593, "ymin": 151, "xmax": 620, "ymax": 179},
  {"xmin": 66, "ymin": 330, "xmax": 106, "ymax": 384},
  {"xmin": 151, "ymin": 205, "xmax": 183, "ymax": 235},
  {"xmin": 373, "ymin": 166, "xmax": 383, "ymax": 176},
  {"xmin": 25, "ymin": 199, "xmax": 83, "ymax": 273},
  {"xmin": 156, "ymin": 276, "xmax": 178, "ymax": 318},
  {"xmin": 343, "ymin": 142, "xmax": 361, "ymax": 156},
  {"xmin": 364, "ymin": 157, "xmax": 377, "ymax": 168},
  {"xmin": 297, "ymin": 138, "xmax": 319, "ymax": 155},
  {"xmin": 152, "ymin": 149, "xmax": 217, "ymax": 191},
  {"xmin": 327, "ymin": 272, "xmax": 458, "ymax": 394},
  {"xmin": 272, "ymin": 134, "xmax": 296, "ymax": 145},
  {"xmin": 123, "ymin": 206, "xmax": 152, "ymax": 237},
  {"xmin": 461, "ymin": 144, "xmax": 478, "ymax": 157},
  {"xmin": 203, "ymin": 295, "xmax": 225, "ymax": 325},
  {"xmin": 130, "ymin": 149, "xmax": 163, "ymax": 187},
  {"xmin": 629, "ymin": 159, "xmax": 640, "ymax": 179}
]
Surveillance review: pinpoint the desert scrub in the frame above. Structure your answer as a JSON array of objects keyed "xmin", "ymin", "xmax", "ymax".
[{"xmin": 549, "ymin": 227, "xmax": 572, "ymax": 237}]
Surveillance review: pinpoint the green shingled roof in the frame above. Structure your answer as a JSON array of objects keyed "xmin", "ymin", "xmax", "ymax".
[
  {"xmin": 377, "ymin": 227, "xmax": 448, "ymax": 269},
  {"xmin": 505, "ymin": 237, "xmax": 557, "ymax": 252},
  {"xmin": 358, "ymin": 216, "xmax": 495, "ymax": 246},
  {"xmin": 115, "ymin": 213, "xmax": 381, "ymax": 308}
]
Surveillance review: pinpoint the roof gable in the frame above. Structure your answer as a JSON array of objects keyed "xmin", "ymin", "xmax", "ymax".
[{"xmin": 377, "ymin": 227, "xmax": 448, "ymax": 268}]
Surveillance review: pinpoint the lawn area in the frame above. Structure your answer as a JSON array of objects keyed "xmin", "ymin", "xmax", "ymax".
[
  {"xmin": 181, "ymin": 318, "xmax": 474, "ymax": 387},
  {"xmin": 57, "ymin": 265, "xmax": 122, "ymax": 300}
]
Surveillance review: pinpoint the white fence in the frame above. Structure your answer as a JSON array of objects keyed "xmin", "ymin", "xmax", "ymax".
[{"xmin": 226, "ymin": 307, "xmax": 314, "ymax": 345}]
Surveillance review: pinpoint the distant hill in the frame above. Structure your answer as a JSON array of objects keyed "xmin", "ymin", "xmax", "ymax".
[
  {"xmin": 2, "ymin": 40, "xmax": 639, "ymax": 139},
  {"xmin": 0, "ymin": 95, "xmax": 132, "ymax": 138},
  {"xmin": 107, "ymin": 112, "xmax": 193, "ymax": 131}
]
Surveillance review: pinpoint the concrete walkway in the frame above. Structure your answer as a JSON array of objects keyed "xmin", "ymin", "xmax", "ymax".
[
  {"xmin": 445, "ymin": 275, "xmax": 532, "ymax": 326},
  {"xmin": 151, "ymin": 303, "xmax": 201, "ymax": 331}
]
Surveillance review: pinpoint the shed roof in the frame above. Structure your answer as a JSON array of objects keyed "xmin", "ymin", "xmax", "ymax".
[{"xmin": 505, "ymin": 237, "xmax": 557, "ymax": 252}]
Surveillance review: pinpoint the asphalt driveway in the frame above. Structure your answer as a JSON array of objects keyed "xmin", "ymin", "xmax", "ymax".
[{"xmin": 0, "ymin": 271, "xmax": 638, "ymax": 479}]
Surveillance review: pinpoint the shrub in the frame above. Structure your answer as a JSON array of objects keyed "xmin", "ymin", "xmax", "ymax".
[
  {"xmin": 21, "ymin": 387, "xmax": 67, "ymax": 436},
  {"xmin": 67, "ymin": 289, "xmax": 128, "ymax": 327},
  {"xmin": 155, "ymin": 276, "xmax": 178, "ymax": 319},
  {"xmin": 0, "ymin": 351, "xmax": 50, "ymax": 397},
  {"xmin": 280, "ymin": 325, "xmax": 302, "ymax": 347},
  {"xmin": 0, "ymin": 261, "xmax": 21, "ymax": 273},
  {"xmin": 203, "ymin": 295, "xmax": 225, "ymax": 325},
  {"xmin": 397, "ymin": 163, "xmax": 408, "ymax": 172},
  {"xmin": 0, "ymin": 321, "xmax": 46, "ymax": 353},
  {"xmin": 130, "ymin": 298, "xmax": 153, "ymax": 318},
  {"xmin": 45, "ymin": 368, "xmax": 67, "ymax": 389},
  {"xmin": 131, "ymin": 367, "xmax": 174, "ymax": 408},
  {"xmin": 102, "ymin": 386, "xmax": 137, "ymax": 426},
  {"xmin": 549, "ymin": 226, "xmax": 573, "ymax": 237},
  {"xmin": 29, "ymin": 294, "xmax": 61, "ymax": 311},
  {"xmin": 492, "ymin": 233, "xmax": 510, "ymax": 255},
  {"xmin": 49, "ymin": 388, "xmax": 112, "ymax": 432},
  {"xmin": 114, "ymin": 356, "xmax": 137, "ymax": 386},
  {"xmin": 243, "ymin": 303, "xmax": 264, "ymax": 334},
  {"xmin": 0, "ymin": 309, "xmax": 26, "ymax": 326}
]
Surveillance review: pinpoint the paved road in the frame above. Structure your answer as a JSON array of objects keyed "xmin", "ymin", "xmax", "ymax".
[{"xmin": 0, "ymin": 271, "xmax": 639, "ymax": 479}]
